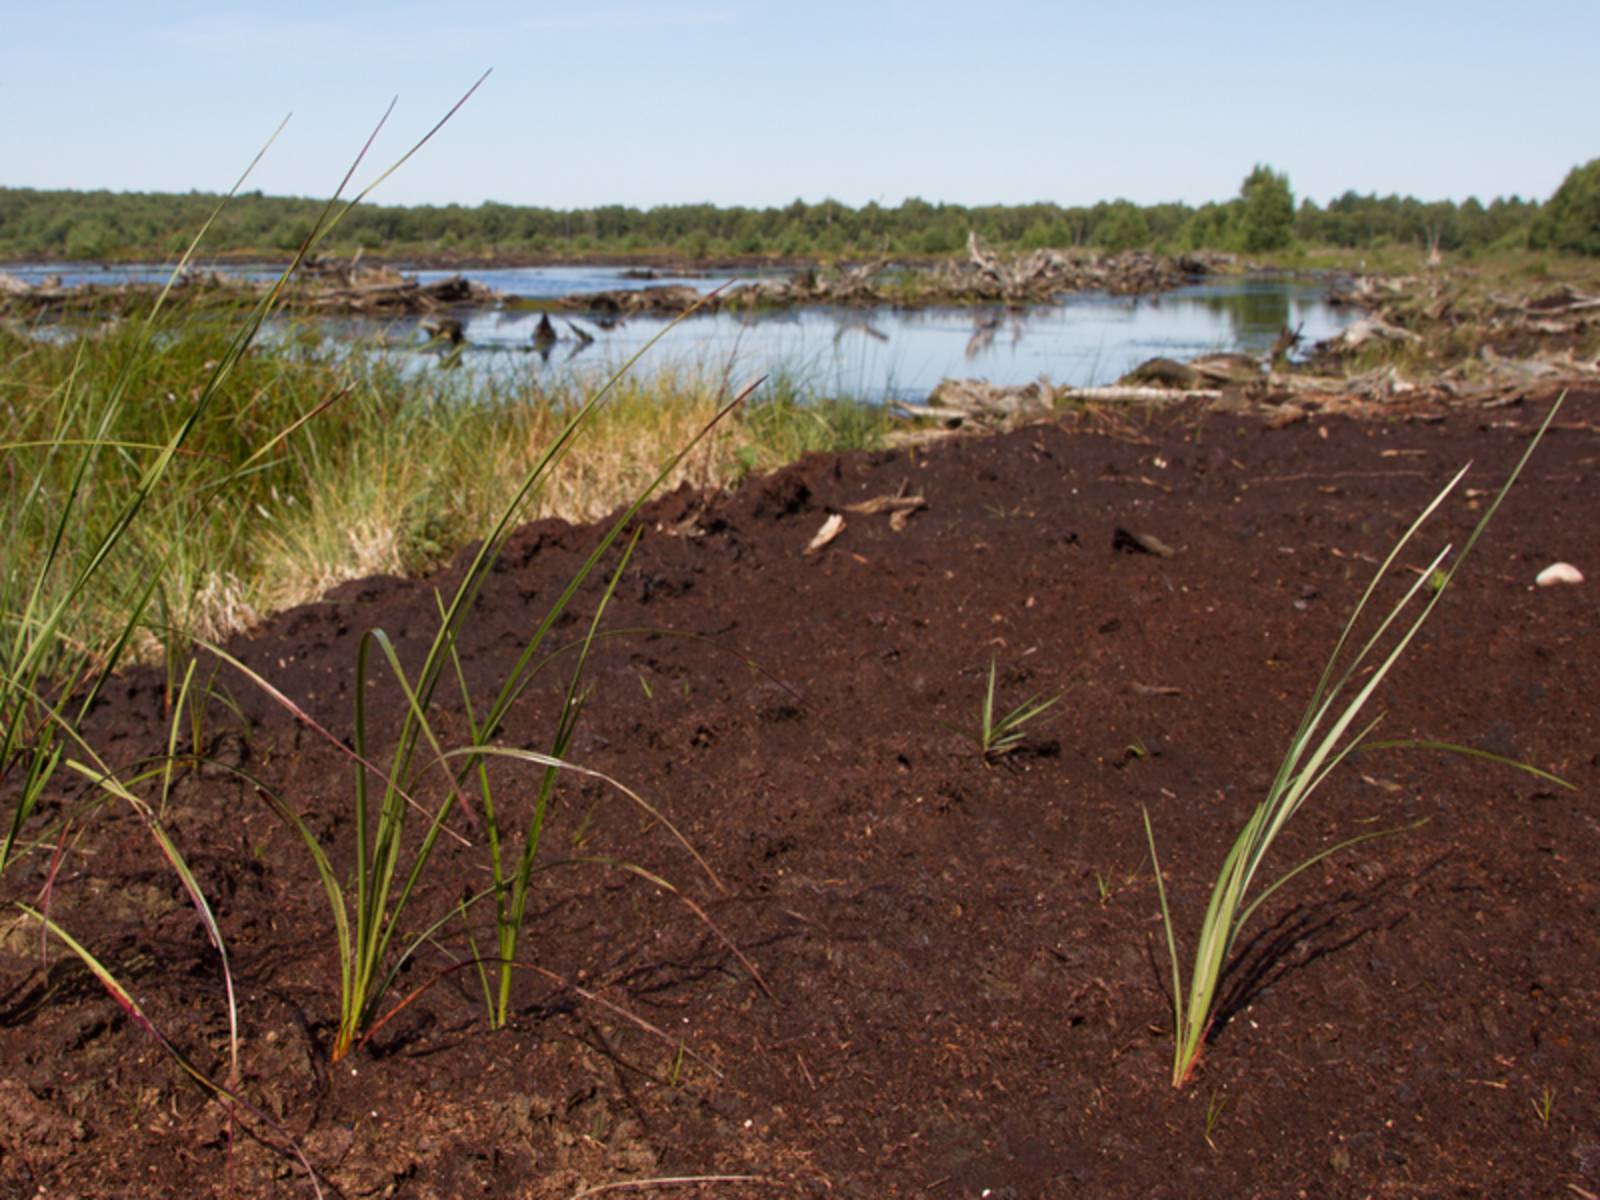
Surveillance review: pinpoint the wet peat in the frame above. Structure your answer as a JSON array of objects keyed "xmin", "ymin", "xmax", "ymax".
[{"xmin": 2, "ymin": 392, "xmax": 1596, "ymax": 1197}]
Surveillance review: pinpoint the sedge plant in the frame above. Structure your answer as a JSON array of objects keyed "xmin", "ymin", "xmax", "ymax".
[
  {"xmin": 1144, "ymin": 395, "xmax": 1565, "ymax": 1089},
  {"xmin": 213, "ymin": 296, "xmax": 761, "ymax": 1057},
  {"xmin": 963, "ymin": 656, "xmax": 1060, "ymax": 762}
]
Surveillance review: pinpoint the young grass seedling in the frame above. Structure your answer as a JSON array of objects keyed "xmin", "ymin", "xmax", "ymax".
[
  {"xmin": 1203, "ymin": 1088, "xmax": 1228, "ymax": 1151},
  {"xmin": 963, "ymin": 657, "xmax": 1060, "ymax": 763},
  {"xmin": 1094, "ymin": 870, "xmax": 1113, "ymax": 905},
  {"xmin": 1534, "ymin": 1086, "xmax": 1555, "ymax": 1125},
  {"xmin": 1145, "ymin": 396, "xmax": 1565, "ymax": 1089}
]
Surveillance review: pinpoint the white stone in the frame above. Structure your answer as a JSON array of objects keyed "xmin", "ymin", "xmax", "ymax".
[{"xmin": 1535, "ymin": 562, "xmax": 1584, "ymax": 587}]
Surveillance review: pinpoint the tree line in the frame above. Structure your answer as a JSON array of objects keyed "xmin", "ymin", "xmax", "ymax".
[{"xmin": 2, "ymin": 160, "xmax": 1595, "ymax": 262}]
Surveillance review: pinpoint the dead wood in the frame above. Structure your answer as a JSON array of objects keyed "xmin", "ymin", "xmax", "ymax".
[{"xmin": 1062, "ymin": 385, "xmax": 1222, "ymax": 404}]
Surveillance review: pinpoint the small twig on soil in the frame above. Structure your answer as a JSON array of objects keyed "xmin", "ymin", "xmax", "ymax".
[
  {"xmin": 1130, "ymin": 683, "xmax": 1183, "ymax": 697},
  {"xmin": 1097, "ymin": 474, "xmax": 1172, "ymax": 491},
  {"xmin": 1247, "ymin": 469, "xmax": 1428, "ymax": 486},
  {"xmin": 569, "ymin": 1176, "xmax": 772, "ymax": 1199}
]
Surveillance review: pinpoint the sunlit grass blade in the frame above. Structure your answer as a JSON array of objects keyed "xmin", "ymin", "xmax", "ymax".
[
  {"xmin": 1359, "ymin": 739, "xmax": 1577, "ymax": 791},
  {"xmin": 247, "ymin": 774, "xmax": 356, "ymax": 1041},
  {"xmin": 597, "ymin": 858, "xmax": 774, "ymax": 1001},
  {"xmin": 446, "ymin": 746, "xmax": 724, "ymax": 895},
  {"xmin": 1142, "ymin": 805, "xmax": 1184, "ymax": 1070},
  {"xmin": 61, "ymin": 754, "xmax": 240, "ymax": 1088},
  {"xmin": 488, "ymin": 531, "xmax": 640, "ymax": 1026}
]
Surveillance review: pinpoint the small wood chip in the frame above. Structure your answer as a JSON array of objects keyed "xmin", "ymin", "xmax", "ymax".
[
  {"xmin": 844, "ymin": 490, "xmax": 928, "ymax": 535},
  {"xmin": 1112, "ymin": 528, "xmax": 1175, "ymax": 558},
  {"xmin": 844, "ymin": 493, "xmax": 924, "ymax": 516},
  {"xmin": 1130, "ymin": 683, "xmax": 1182, "ymax": 697},
  {"xmin": 804, "ymin": 513, "xmax": 846, "ymax": 555}
]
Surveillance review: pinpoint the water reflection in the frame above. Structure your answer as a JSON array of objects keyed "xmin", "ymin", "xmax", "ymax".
[
  {"xmin": 832, "ymin": 312, "xmax": 889, "ymax": 345},
  {"xmin": 1180, "ymin": 279, "xmax": 1301, "ymax": 341}
]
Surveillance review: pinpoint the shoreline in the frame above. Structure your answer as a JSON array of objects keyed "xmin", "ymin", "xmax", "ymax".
[{"xmin": 0, "ymin": 247, "xmax": 1244, "ymax": 318}]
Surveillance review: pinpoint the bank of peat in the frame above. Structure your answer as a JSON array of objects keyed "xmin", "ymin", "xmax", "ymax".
[{"xmin": 1, "ymin": 390, "xmax": 1596, "ymax": 1198}]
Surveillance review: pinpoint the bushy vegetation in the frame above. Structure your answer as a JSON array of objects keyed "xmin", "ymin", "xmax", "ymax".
[
  {"xmin": 1528, "ymin": 158, "xmax": 1600, "ymax": 256},
  {"xmin": 1295, "ymin": 191, "xmax": 1540, "ymax": 255},
  {"xmin": 2, "ymin": 159, "xmax": 1583, "ymax": 262}
]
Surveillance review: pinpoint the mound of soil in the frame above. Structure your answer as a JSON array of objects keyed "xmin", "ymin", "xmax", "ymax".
[{"xmin": 3, "ymin": 391, "xmax": 1597, "ymax": 1198}]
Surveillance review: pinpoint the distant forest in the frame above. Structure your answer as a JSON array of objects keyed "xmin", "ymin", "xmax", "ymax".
[{"xmin": 3, "ymin": 160, "xmax": 1597, "ymax": 261}]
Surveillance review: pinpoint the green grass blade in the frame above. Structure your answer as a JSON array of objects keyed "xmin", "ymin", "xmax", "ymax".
[
  {"xmin": 1141, "ymin": 807, "xmax": 1186, "ymax": 1084},
  {"xmin": 443, "ymin": 745, "xmax": 724, "ymax": 893},
  {"xmin": 1359, "ymin": 739, "xmax": 1576, "ymax": 790},
  {"xmin": 62, "ymin": 756, "xmax": 240, "ymax": 1084},
  {"xmin": 1235, "ymin": 817, "xmax": 1429, "ymax": 934},
  {"xmin": 1156, "ymin": 394, "xmax": 1564, "ymax": 1088}
]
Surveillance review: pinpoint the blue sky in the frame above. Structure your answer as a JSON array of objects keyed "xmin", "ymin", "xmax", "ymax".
[{"xmin": 3, "ymin": 1, "xmax": 1594, "ymax": 211}]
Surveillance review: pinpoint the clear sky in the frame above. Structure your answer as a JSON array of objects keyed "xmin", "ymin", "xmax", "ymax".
[{"xmin": 3, "ymin": 1, "xmax": 1594, "ymax": 212}]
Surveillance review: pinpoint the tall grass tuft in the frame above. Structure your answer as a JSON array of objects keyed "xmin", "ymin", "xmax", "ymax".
[
  {"xmin": 0, "ymin": 122, "xmax": 304, "ymax": 874},
  {"xmin": 1, "ymin": 68, "xmax": 500, "ymax": 871},
  {"xmin": 0, "ymin": 323, "xmax": 887, "ymax": 659},
  {"xmin": 1144, "ymin": 396, "xmax": 1564, "ymax": 1088}
]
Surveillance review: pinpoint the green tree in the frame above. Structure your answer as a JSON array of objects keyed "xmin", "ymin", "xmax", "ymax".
[
  {"xmin": 1237, "ymin": 164, "xmax": 1294, "ymax": 252},
  {"xmin": 1092, "ymin": 201, "xmax": 1150, "ymax": 252},
  {"xmin": 1528, "ymin": 159, "xmax": 1600, "ymax": 255},
  {"xmin": 1178, "ymin": 202, "xmax": 1235, "ymax": 250},
  {"xmin": 917, "ymin": 220, "xmax": 963, "ymax": 255},
  {"xmin": 682, "ymin": 228, "xmax": 711, "ymax": 260},
  {"xmin": 1019, "ymin": 218, "xmax": 1069, "ymax": 250}
]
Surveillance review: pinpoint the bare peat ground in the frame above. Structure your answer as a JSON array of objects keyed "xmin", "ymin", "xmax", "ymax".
[{"xmin": 2, "ymin": 391, "xmax": 1597, "ymax": 1199}]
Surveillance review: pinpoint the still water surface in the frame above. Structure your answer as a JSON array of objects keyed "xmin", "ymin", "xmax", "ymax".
[
  {"xmin": 8, "ymin": 262, "xmax": 1353, "ymax": 401},
  {"xmin": 439, "ymin": 273, "xmax": 1352, "ymax": 400}
]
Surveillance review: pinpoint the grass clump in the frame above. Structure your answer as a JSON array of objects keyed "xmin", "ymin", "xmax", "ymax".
[
  {"xmin": 956, "ymin": 657, "xmax": 1060, "ymax": 763},
  {"xmin": 213, "ymin": 313, "xmax": 761, "ymax": 1059},
  {"xmin": 1144, "ymin": 396, "xmax": 1565, "ymax": 1089}
]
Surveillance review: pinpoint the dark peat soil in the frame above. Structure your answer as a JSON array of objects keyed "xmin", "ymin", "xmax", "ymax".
[{"xmin": 2, "ymin": 392, "xmax": 1597, "ymax": 1199}]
